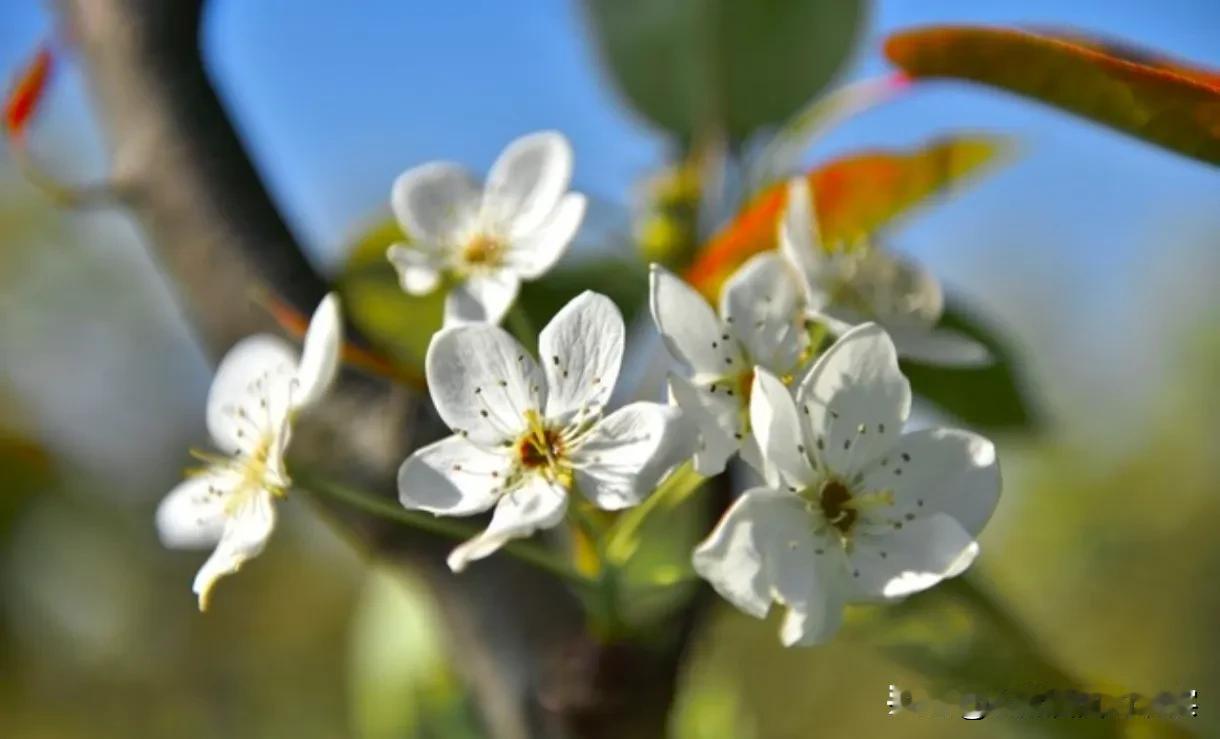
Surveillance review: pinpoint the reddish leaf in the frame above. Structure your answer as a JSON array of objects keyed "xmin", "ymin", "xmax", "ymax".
[
  {"xmin": 686, "ymin": 136, "xmax": 1008, "ymax": 297},
  {"xmin": 885, "ymin": 26, "xmax": 1220, "ymax": 166},
  {"xmin": 258, "ymin": 289, "xmax": 423, "ymax": 388},
  {"xmin": 4, "ymin": 44, "xmax": 53, "ymax": 140}
]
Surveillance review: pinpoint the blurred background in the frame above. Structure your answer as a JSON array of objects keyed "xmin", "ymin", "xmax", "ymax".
[{"xmin": 1, "ymin": 0, "xmax": 1218, "ymax": 737}]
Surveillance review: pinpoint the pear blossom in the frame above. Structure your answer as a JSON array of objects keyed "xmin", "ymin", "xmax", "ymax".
[
  {"xmin": 649, "ymin": 256, "xmax": 813, "ymax": 478},
  {"xmin": 156, "ymin": 294, "xmax": 343, "ymax": 610},
  {"xmin": 387, "ymin": 131, "xmax": 587, "ymax": 327},
  {"xmin": 693, "ymin": 323, "xmax": 1000, "ymax": 646},
  {"xmin": 399, "ymin": 291, "xmax": 684, "ymax": 572},
  {"xmin": 779, "ymin": 177, "xmax": 990, "ymax": 367}
]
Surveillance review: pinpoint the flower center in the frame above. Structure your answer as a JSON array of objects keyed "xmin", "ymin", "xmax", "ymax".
[
  {"xmin": 462, "ymin": 233, "xmax": 504, "ymax": 268},
  {"xmin": 736, "ymin": 368, "xmax": 755, "ymax": 405},
  {"xmin": 819, "ymin": 478, "xmax": 857, "ymax": 536},
  {"xmin": 517, "ymin": 426, "xmax": 564, "ymax": 469}
]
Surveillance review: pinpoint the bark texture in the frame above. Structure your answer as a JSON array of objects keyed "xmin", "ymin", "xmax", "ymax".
[{"xmin": 55, "ymin": 1, "xmax": 698, "ymax": 736}]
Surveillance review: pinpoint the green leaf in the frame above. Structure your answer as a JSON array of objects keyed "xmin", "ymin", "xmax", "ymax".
[
  {"xmin": 584, "ymin": 0, "xmax": 866, "ymax": 142},
  {"xmin": 338, "ymin": 219, "xmax": 443, "ymax": 370},
  {"xmin": 517, "ymin": 256, "xmax": 649, "ymax": 332},
  {"xmin": 0, "ymin": 431, "xmax": 53, "ymax": 536},
  {"xmin": 852, "ymin": 577, "xmax": 1135, "ymax": 736},
  {"xmin": 903, "ymin": 297, "xmax": 1038, "ymax": 433},
  {"xmin": 885, "ymin": 26, "xmax": 1220, "ymax": 166},
  {"xmin": 748, "ymin": 74, "xmax": 911, "ymax": 192}
]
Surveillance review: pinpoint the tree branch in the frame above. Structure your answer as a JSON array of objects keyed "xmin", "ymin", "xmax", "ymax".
[
  {"xmin": 55, "ymin": 2, "xmax": 702, "ymax": 736},
  {"xmin": 57, "ymin": 0, "xmax": 326, "ymax": 353}
]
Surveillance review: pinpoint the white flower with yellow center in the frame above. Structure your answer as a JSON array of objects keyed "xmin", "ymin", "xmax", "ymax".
[
  {"xmin": 649, "ymin": 255, "xmax": 812, "ymax": 478},
  {"xmin": 693, "ymin": 323, "xmax": 1000, "ymax": 646},
  {"xmin": 156, "ymin": 294, "xmax": 342, "ymax": 610},
  {"xmin": 387, "ymin": 131, "xmax": 587, "ymax": 327},
  {"xmin": 399, "ymin": 291, "xmax": 683, "ymax": 572},
  {"xmin": 779, "ymin": 177, "xmax": 990, "ymax": 367}
]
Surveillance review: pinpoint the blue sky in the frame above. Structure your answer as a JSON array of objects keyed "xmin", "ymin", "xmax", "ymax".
[
  {"xmin": 4, "ymin": 0, "xmax": 1216, "ymax": 258},
  {"xmin": 2, "ymin": 0, "xmax": 1219, "ymax": 435}
]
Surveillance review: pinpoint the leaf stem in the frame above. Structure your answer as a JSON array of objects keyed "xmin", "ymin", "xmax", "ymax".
[{"xmin": 606, "ymin": 461, "xmax": 705, "ymax": 565}]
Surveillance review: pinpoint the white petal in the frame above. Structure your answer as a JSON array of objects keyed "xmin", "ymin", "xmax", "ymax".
[
  {"xmin": 192, "ymin": 489, "xmax": 276, "ymax": 610},
  {"xmin": 387, "ymin": 243, "xmax": 443, "ymax": 294},
  {"xmin": 539, "ymin": 291, "xmax": 624, "ymax": 424},
  {"xmin": 738, "ymin": 433, "xmax": 773, "ymax": 486},
  {"xmin": 668, "ymin": 374, "xmax": 738, "ymax": 476},
  {"xmin": 722, "ymin": 252, "xmax": 808, "ymax": 371},
  {"xmin": 293, "ymin": 293, "xmax": 343, "ymax": 409},
  {"xmin": 425, "ymin": 323, "xmax": 544, "ymax": 446},
  {"xmin": 779, "ymin": 588, "xmax": 846, "ymax": 647},
  {"xmin": 864, "ymin": 251, "xmax": 943, "ymax": 327},
  {"xmin": 443, "ymin": 270, "xmax": 521, "ymax": 327},
  {"xmin": 649, "ymin": 264, "xmax": 742, "ymax": 379},
  {"xmin": 887, "ymin": 325, "xmax": 993, "ymax": 367},
  {"xmin": 859, "ymin": 428, "xmax": 1000, "ymax": 539},
  {"xmin": 848, "ymin": 513, "xmax": 978, "ymax": 600},
  {"xmin": 796, "ymin": 323, "xmax": 911, "ymax": 477},
  {"xmin": 156, "ymin": 471, "xmax": 238, "ymax": 549},
  {"xmin": 482, "ymin": 131, "xmax": 574, "ymax": 237},
  {"xmin": 446, "ymin": 475, "xmax": 567, "ymax": 572},
  {"xmin": 398, "ymin": 435, "xmax": 512, "ymax": 516},
  {"xmin": 693, "ymin": 488, "xmax": 845, "ymax": 645},
  {"xmin": 391, "ymin": 162, "xmax": 482, "ymax": 244},
  {"xmin": 570, "ymin": 402, "xmax": 682, "ymax": 511},
  {"xmin": 206, "ymin": 335, "xmax": 298, "ymax": 455},
  {"xmin": 807, "ymin": 307, "xmax": 859, "ymax": 339},
  {"xmin": 777, "ymin": 177, "xmax": 831, "ymax": 310},
  {"xmin": 504, "ymin": 192, "xmax": 586, "ymax": 279},
  {"xmin": 749, "ymin": 368, "xmax": 817, "ymax": 488}
]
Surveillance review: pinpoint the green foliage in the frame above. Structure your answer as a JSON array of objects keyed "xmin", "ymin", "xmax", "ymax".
[
  {"xmin": 338, "ymin": 218, "xmax": 443, "ymax": 369},
  {"xmin": 885, "ymin": 26, "xmax": 1220, "ymax": 166},
  {"xmin": 904, "ymin": 297, "xmax": 1038, "ymax": 432},
  {"xmin": 348, "ymin": 569, "xmax": 480, "ymax": 739},
  {"xmin": 584, "ymin": 0, "xmax": 865, "ymax": 142},
  {"xmin": 0, "ymin": 430, "xmax": 53, "ymax": 537}
]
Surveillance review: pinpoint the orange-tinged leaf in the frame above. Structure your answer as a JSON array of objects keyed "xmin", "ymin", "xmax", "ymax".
[
  {"xmin": 4, "ymin": 44, "xmax": 53, "ymax": 140},
  {"xmin": 686, "ymin": 136, "xmax": 1009, "ymax": 297},
  {"xmin": 885, "ymin": 26, "xmax": 1220, "ymax": 165}
]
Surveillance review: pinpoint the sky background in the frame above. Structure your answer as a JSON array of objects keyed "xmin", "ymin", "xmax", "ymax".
[{"xmin": 1, "ymin": 0, "xmax": 1219, "ymax": 458}]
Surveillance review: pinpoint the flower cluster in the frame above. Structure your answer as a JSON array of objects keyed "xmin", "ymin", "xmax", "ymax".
[{"xmin": 156, "ymin": 132, "xmax": 1001, "ymax": 647}]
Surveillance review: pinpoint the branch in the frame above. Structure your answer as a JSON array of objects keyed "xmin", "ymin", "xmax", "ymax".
[
  {"xmin": 56, "ymin": 0, "xmax": 326, "ymax": 353},
  {"xmin": 54, "ymin": 1, "xmax": 702, "ymax": 737}
]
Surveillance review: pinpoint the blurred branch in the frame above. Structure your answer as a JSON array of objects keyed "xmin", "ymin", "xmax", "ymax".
[
  {"xmin": 54, "ymin": 1, "xmax": 701, "ymax": 737},
  {"xmin": 55, "ymin": 0, "xmax": 326, "ymax": 353}
]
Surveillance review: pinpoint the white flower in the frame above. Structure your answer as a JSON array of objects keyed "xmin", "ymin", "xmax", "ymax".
[
  {"xmin": 156, "ymin": 294, "xmax": 343, "ymax": 610},
  {"xmin": 399, "ymin": 291, "xmax": 684, "ymax": 572},
  {"xmin": 387, "ymin": 131, "xmax": 587, "ymax": 327},
  {"xmin": 692, "ymin": 323, "xmax": 1000, "ymax": 646},
  {"xmin": 649, "ymin": 256, "xmax": 812, "ymax": 478},
  {"xmin": 778, "ymin": 177, "xmax": 990, "ymax": 367}
]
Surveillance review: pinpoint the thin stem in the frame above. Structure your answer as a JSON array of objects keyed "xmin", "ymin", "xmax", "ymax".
[
  {"xmin": 295, "ymin": 468, "xmax": 590, "ymax": 588},
  {"xmin": 606, "ymin": 461, "xmax": 704, "ymax": 566},
  {"xmin": 12, "ymin": 142, "xmax": 120, "ymax": 208}
]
